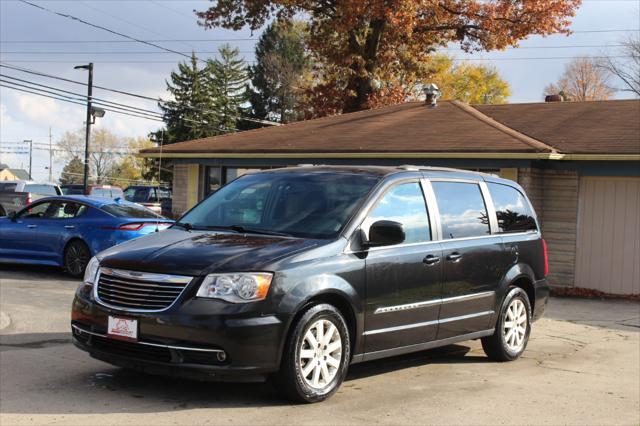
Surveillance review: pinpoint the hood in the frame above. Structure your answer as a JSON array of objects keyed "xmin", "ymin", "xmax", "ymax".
[{"xmin": 97, "ymin": 228, "xmax": 323, "ymax": 276}]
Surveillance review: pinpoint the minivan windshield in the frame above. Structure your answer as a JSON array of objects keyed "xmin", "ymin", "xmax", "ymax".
[{"xmin": 177, "ymin": 171, "xmax": 381, "ymax": 239}]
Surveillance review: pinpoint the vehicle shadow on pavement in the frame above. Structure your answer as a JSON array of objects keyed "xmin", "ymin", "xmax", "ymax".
[
  {"xmin": 0, "ymin": 332, "xmax": 488, "ymax": 413},
  {"xmin": 0, "ymin": 264, "xmax": 79, "ymax": 282}
]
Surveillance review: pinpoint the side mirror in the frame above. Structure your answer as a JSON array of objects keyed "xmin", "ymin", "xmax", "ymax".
[
  {"xmin": 365, "ymin": 220, "xmax": 405, "ymax": 247},
  {"xmin": 9, "ymin": 211, "xmax": 17, "ymax": 221}
]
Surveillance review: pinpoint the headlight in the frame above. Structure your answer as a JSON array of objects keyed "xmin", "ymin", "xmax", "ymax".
[
  {"xmin": 196, "ymin": 273, "xmax": 273, "ymax": 303},
  {"xmin": 83, "ymin": 256, "xmax": 100, "ymax": 286}
]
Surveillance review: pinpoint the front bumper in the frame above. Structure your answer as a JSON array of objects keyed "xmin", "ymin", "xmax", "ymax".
[
  {"xmin": 71, "ymin": 286, "xmax": 288, "ymax": 382},
  {"xmin": 532, "ymin": 278, "xmax": 549, "ymax": 322}
]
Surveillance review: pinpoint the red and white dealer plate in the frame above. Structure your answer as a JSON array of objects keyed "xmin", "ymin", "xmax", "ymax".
[{"xmin": 107, "ymin": 316, "xmax": 138, "ymax": 342}]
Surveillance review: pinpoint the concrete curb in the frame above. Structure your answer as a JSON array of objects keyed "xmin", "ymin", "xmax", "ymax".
[{"xmin": 0, "ymin": 311, "xmax": 10, "ymax": 331}]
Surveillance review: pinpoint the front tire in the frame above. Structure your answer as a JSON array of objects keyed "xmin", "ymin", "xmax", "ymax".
[
  {"xmin": 482, "ymin": 287, "xmax": 532, "ymax": 361},
  {"xmin": 273, "ymin": 303, "xmax": 351, "ymax": 403},
  {"xmin": 64, "ymin": 240, "xmax": 91, "ymax": 278}
]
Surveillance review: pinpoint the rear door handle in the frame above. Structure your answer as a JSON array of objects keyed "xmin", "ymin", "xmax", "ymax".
[
  {"xmin": 446, "ymin": 252, "xmax": 463, "ymax": 261},
  {"xmin": 64, "ymin": 225, "xmax": 75, "ymax": 230},
  {"xmin": 423, "ymin": 255, "xmax": 440, "ymax": 265},
  {"xmin": 27, "ymin": 224, "xmax": 37, "ymax": 229}
]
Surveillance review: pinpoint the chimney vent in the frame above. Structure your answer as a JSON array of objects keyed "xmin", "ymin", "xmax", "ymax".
[
  {"xmin": 545, "ymin": 94, "xmax": 564, "ymax": 103},
  {"xmin": 423, "ymin": 83, "xmax": 441, "ymax": 107}
]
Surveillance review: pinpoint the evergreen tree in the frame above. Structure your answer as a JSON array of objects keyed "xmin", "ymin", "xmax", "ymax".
[
  {"xmin": 59, "ymin": 156, "xmax": 84, "ymax": 184},
  {"xmin": 249, "ymin": 20, "xmax": 309, "ymax": 124},
  {"xmin": 159, "ymin": 53, "xmax": 220, "ymax": 144},
  {"xmin": 207, "ymin": 44, "xmax": 249, "ymax": 132}
]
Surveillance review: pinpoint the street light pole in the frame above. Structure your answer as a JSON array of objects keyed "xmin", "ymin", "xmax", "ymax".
[
  {"xmin": 75, "ymin": 63, "xmax": 93, "ymax": 194},
  {"xmin": 24, "ymin": 140, "xmax": 33, "ymax": 179}
]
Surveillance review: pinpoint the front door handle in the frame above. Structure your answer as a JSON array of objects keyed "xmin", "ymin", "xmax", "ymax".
[
  {"xmin": 27, "ymin": 224, "xmax": 37, "ymax": 229},
  {"xmin": 64, "ymin": 225, "xmax": 75, "ymax": 230},
  {"xmin": 446, "ymin": 252, "xmax": 463, "ymax": 261},
  {"xmin": 423, "ymin": 254, "xmax": 440, "ymax": 265}
]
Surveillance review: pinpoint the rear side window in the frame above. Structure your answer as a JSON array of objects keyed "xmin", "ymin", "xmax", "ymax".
[
  {"xmin": 0, "ymin": 183, "xmax": 17, "ymax": 191},
  {"xmin": 101, "ymin": 203, "xmax": 162, "ymax": 218},
  {"xmin": 24, "ymin": 184, "xmax": 57, "ymax": 195},
  {"xmin": 487, "ymin": 183, "xmax": 537, "ymax": 233},
  {"xmin": 432, "ymin": 181, "xmax": 490, "ymax": 239},
  {"xmin": 366, "ymin": 182, "xmax": 431, "ymax": 243}
]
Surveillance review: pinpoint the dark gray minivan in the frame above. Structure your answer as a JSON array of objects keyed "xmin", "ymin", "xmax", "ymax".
[{"xmin": 72, "ymin": 166, "xmax": 549, "ymax": 403}]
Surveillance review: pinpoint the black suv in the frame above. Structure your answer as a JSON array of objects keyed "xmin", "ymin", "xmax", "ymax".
[{"xmin": 72, "ymin": 166, "xmax": 549, "ymax": 403}]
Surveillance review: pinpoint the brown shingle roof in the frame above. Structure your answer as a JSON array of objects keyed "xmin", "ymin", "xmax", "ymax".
[
  {"xmin": 141, "ymin": 99, "xmax": 640, "ymax": 157},
  {"xmin": 476, "ymin": 99, "xmax": 640, "ymax": 154},
  {"xmin": 143, "ymin": 101, "xmax": 553, "ymax": 155}
]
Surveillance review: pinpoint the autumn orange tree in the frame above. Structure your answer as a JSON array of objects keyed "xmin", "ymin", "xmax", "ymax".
[
  {"xmin": 198, "ymin": 0, "xmax": 581, "ymax": 116},
  {"xmin": 544, "ymin": 56, "xmax": 613, "ymax": 101}
]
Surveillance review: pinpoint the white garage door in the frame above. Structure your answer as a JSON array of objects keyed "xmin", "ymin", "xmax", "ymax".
[{"xmin": 575, "ymin": 177, "xmax": 640, "ymax": 295}]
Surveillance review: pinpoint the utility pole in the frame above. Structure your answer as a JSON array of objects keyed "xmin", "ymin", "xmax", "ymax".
[
  {"xmin": 48, "ymin": 127, "xmax": 53, "ymax": 182},
  {"xmin": 24, "ymin": 140, "xmax": 33, "ymax": 180},
  {"xmin": 75, "ymin": 63, "xmax": 93, "ymax": 194}
]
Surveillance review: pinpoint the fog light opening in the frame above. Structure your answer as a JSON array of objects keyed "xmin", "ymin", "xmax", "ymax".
[{"xmin": 216, "ymin": 351, "xmax": 227, "ymax": 362}]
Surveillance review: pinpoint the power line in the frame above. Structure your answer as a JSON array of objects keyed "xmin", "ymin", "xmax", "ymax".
[
  {"xmin": 0, "ymin": 29, "xmax": 636, "ymax": 44},
  {"xmin": 1, "ymin": 56, "xmax": 633, "ymax": 64},
  {"xmin": 0, "ymin": 82, "xmax": 166, "ymax": 122},
  {"xmin": 0, "ymin": 73, "xmax": 165, "ymax": 118},
  {"xmin": 16, "ymin": 0, "xmax": 193, "ymax": 60},
  {"xmin": 0, "ymin": 78, "xmax": 164, "ymax": 121},
  {"xmin": 0, "ymin": 63, "xmax": 281, "ymax": 126},
  {"xmin": 0, "ymin": 44, "xmax": 628, "ymax": 55}
]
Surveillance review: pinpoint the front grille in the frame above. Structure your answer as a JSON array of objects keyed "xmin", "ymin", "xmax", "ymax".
[
  {"xmin": 91, "ymin": 335, "xmax": 172, "ymax": 362},
  {"xmin": 96, "ymin": 268, "xmax": 192, "ymax": 311}
]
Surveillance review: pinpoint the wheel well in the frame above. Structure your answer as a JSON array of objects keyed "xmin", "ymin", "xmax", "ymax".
[
  {"xmin": 289, "ymin": 293, "xmax": 357, "ymax": 353},
  {"xmin": 63, "ymin": 237, "xmax": 90, "ymax": 258},
  {"xmin": 511, "ymin": 277, "xmax": 535, "ymax": 313},
  {"xmin": 0, "ymin": 204, "xmax": 6, "ymax": 216}
]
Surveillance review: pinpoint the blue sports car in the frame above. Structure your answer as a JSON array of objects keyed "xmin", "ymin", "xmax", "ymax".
[{"xmin": 0, "ymin": 196, "xmax": 173, "ymax": 277}]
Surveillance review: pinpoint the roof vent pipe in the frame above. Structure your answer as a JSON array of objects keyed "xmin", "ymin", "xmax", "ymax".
[
  {"xmin": 545, "ymin": 94, "xmax": 564, "ymax": 102},
  {"xmin": 423, "ymin": 83, "xmax": 441, "ymax": 108}
]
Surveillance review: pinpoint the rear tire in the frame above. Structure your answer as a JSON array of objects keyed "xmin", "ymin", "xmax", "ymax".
[
  {"xmin": 271, "ymin": 303, "xmax": 350, "ymax": 403},
  {"xmin": 64, "ymin": 240, "xmax": 91, "ymax": 278},
  {"xmin": 482, "ymin": 287, "xmax": 532, "ymax": 362}
]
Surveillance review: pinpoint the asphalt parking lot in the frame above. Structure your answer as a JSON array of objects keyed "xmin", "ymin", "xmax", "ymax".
[{"xmin": 1, "ymin": 264, "xmax": 639, "ymax": 426}]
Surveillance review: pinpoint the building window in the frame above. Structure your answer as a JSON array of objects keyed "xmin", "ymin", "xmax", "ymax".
[{"xmin": 205, "ymin": 167, "xmax": 222, "ymax": 195}]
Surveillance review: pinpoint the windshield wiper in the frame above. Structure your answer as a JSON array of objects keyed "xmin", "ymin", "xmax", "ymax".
[
  {"xmin": 173, "ymin": 222, "xmax": 193, "ymax": 231},
  {"xmin": 203, "ymin": 225, "xmax": 292, "ymax": 237}
]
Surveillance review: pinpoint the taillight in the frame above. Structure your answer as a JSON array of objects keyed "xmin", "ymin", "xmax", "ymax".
[
  {"xmin": 542, "ymin": 238, "xmax": 549, "ymax": 277},
  {"xmin": 102, "ymin": 222, "xmax": 173, "ymax": 231},
  {"xmin": 26, "ymin": 193, "xmax": 32, "ymax": 205}
]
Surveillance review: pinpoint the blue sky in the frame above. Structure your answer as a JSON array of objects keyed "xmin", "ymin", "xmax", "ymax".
[{"xmin": 0, "ymin": 0, "xmax": 639, "ymax": 181}]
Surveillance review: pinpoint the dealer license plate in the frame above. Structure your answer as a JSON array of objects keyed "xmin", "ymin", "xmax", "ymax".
[{"xmin": 107, "ymin": 316, "xmax": 138, "ymax": 342}]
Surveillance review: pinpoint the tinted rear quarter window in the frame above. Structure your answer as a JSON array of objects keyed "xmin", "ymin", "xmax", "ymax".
[
  {"xmin": 101, "ymin": 203, "xmax": 161, "ymax": 218},
  {"xmin": 487, "ymin": 183, "xmax": 537, "ymax": 233},
  {"xmin": 432, "ymin": 181, "xmax": 490, "ymax": 239},
  {"xmin": 24, "ymin": 184, "xmax": 57, "ymax": 195}
]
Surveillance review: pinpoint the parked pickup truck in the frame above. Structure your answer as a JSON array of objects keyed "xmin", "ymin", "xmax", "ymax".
[{"xmin": 0, "ymin": 181, "xmax": 62, "ymax": 216}]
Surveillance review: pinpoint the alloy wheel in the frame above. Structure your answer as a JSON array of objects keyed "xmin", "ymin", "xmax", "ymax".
[
  {"xmin": 503, "ymin": 298, "xmax": 527, "ymax": 352},
  {"xmin": 66, "ymin": 242, "xmax": 89, "ymax": 277},
  {"xmin": 298, "ymin": 319, "xmax": 342, "ymax": 389}
]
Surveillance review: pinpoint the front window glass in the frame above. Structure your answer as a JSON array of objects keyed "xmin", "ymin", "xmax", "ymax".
[
  {"xmin": 124, "ymin": 187, "xmax": 150, "ymax": 202},
  {"xmin": 17, "ymin": 202, "xmax": 51, "ymax": 219},
  {"xmin": 101, "ymin": 202, "xmax": 162, "ymax": 218},
  {"xmin": 432, "ymin": 181, "xmax": 490, "ymax": 239},
  {"xmin": 179, "ymin": 172, "xmax": 380, "ymax": 239},
  {"xmin": 45, "ymin": 202, "xmax": 87, "ymax": 219},
  {"xmin": 487, "ymin": 183, "xmax": 537, "ymax": 233},
  {"xmin": 365, "ymin": 182, "xmax": 431, "ymax": 244}
]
